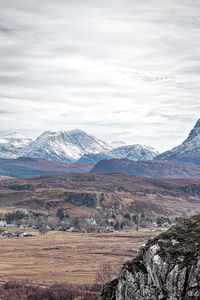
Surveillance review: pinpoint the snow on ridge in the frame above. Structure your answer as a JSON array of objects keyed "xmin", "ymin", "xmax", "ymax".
[
  {"xmin": 0, "ymin": 132, "xmax": 33, "ymax": 159},
  {"xmin": 0, "ymin": 129, "xmax": 159, "ymax": 163},
  {"xmin": 157, "ymin": 118, "xmax": 200, "ymax": 160},
  {"xmin": 78, "ymin": 144, "xmax": 159, "ymax": 163},
  {"xmin": 22, "ymin": 129, "xmax": 111, "ymax": 162}
]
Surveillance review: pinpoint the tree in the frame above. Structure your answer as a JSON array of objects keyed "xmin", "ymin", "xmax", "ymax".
[
  {"xmin": 5, "ymin": 211, "xmax": 27, "ymax": 224},
  {"xmin": 114, "ymin": 221, "xmax": 120, "ymax": 230},
  {"xmin": 73, "ymin": 218, "xmax": 80, "ymax": 230},
  {"xmin": 56, "ymin": 208, "xmax": 65, "ymax": 221},
  {"xmin": 95, "ymin": 263, "xmax": 119, "ymax": 289},
  {"xmin": 132, "ymin": 214, "xmax": 139, "ymax": 224},
  {"xmin": 65, "ymin": 212, "xmax": 70, "ymax": 218},
  {"xmin": 38, "ymin": 226, "xmax": 48, "ymax": 234},
  {"xmin": 124, "ymin": 213, "xmax": 131, "ymax": 220}
]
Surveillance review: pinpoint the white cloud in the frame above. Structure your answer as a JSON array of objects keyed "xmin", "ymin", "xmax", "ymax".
[{"xmin": 0, "ymin": 0, "xmax": 200, "ymax": 151}]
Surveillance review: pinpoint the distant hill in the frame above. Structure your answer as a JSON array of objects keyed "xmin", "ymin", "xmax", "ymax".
[
  {"xmin": 0, "ymin": 133, "xmax": 32, "ymax": 159},
  {"xmin": 0, "ymin": 173, "xmax": 200, "ymax": 219},
  {"xmin": 90, "ymin": 158, "xmax": 200, "ymax": 179},
  {"xmin": 0, "ymin": 157, "xmax": 93, "ymax": 178}
]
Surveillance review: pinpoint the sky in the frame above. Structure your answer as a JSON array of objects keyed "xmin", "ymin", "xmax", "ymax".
[{"xmin": 0, "ymin": 0, "xmax": 200, "ymax": 152}]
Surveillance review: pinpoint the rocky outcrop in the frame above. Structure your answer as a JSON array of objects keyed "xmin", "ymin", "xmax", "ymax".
[
  {"xmin": 65, "ymin": 191, "xmax": 110, "ymax": 208},
  {"xmin": 101, "ymin": 215, "xmax": 200, "ymax": 300}
]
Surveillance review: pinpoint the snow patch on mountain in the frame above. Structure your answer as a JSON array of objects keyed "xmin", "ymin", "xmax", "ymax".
[
  {"xmin": 23, "ymin": 129, "xmax": 111, "ymax": 162},
  {"xmin": 78, "ymin": 144, "xmax": 159, "ymax": 163},
  {"xmin": 110, "ymin": 140, "xmax": 127, "ymax": 148},
  {"xmin": 0, "ymin": 133, "xmax": 32, "ymax": 158},
  {"xmin": 109, "ymin": 144, "xmax": 159, "ymax": 160},
  {"xmin": 0, "ymin": 129, "xmax": 159, "ymax": 163},
  {"xmin": 156, "ymin": 119, "xmax": 200, "ymax": 160}
]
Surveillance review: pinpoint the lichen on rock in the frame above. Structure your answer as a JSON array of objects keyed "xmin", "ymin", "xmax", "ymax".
[{"xmin": 101, "ymin": 214, "xmax": 200, "ymax": 300}]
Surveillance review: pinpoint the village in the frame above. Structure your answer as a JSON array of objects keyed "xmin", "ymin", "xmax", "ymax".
[{"xmin": 0, "ymin": 207, "xmax": 177, "ymax": 238}]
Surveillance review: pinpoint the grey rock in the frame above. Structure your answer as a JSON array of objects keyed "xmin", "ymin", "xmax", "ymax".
[{"xmin": 101, "ymin": 214, "xmax": 200, "ymax": 300}]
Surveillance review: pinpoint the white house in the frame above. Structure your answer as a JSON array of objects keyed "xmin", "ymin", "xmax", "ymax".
[{"xmin": 0, "ymin": 221, "xmax": 6, "ymax": 227}]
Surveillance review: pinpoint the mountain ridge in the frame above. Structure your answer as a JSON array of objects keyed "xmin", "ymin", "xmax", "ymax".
[
  {"xmin": 0, "ymin": 129, "xmax": 158, "ymax": 163},
  {"xmin": 156, "ymin": 118, "xmax": 200, "ymax": 161},
  {"xmin": 78, "ymin": 144, "xmax": 159, "ymax": 163},
  {"xmin": 90, "ymin": 158, "xmax": 200, "ymax": 178}
]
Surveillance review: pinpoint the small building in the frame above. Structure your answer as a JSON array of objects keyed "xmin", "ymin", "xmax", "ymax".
[
  {"xmin": 6, "ymin": 224, "xmax": 17, "ymax": 228},
  {"xmin": 0, "ymin": 221, "xmax": 6, "ymax": 227},
  {"xmin": 106, "ymin": 226, "xmax": 115, "ymax": 233},
  {"xmin": 12, "ymin": 231, "xmax": 28, "ymax": 237},
  {"xmin": 86, "ymin": 218, "xmax": 96, "ymax": 225}
]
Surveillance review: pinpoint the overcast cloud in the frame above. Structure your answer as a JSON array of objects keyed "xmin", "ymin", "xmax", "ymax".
[{"xmin": 0, "ymin": 0, "xmax": 200, "ymax": 152}]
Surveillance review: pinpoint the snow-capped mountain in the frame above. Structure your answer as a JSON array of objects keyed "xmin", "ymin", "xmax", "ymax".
[
  {"xmin": 0, "ymin": 129, "xmax": 159, "ymax": 163},
  {"xmin": 110, "ymin": 140, "xmax": 127, "ymax": 148},
  {"xmin": 78, "ymin": 144, "xmax": 159, "ymax": 163},
  {"xmin": 23, "ymin": 129, "xmax": 111, "ymax": 162},
  {"xmin": 156, "ymin": 119, "xmax": 200, "ymax": 161},
  {"xmin": 0, "ymin": 133, "xmax": 32, "ymax": 158}
]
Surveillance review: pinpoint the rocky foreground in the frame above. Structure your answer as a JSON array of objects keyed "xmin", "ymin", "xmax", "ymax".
[{"xmin": 101, "ymin": 214, "xmax": 200, "ymax": 300}]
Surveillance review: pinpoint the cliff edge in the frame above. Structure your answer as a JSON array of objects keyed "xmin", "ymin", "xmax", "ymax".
[{"xmin": 101, "ymin": 215, "xmax": 200, "ymax": 300}]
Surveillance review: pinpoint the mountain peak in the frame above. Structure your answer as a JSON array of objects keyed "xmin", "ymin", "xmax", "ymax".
[
  {"xmin": 69, "ymin": 129, "xmax": 87, "ymax": 135},
  {"xmin": 156, "ymin": 118, "xmax": 200, "ymax": 161},
  {"xmin": 0, "ymin": 132, "xmax": 32, "ymax": 159},
  {"xmin": 1, "ymin": 132, "xmax": 31, "ymax": 140},
  {"xmin": 187, "ymin": 118, "xmax": 200, "ymax": 140},
  {"xmin": 194, "ymin": 118, "xmax": 200, "ymax": 128},
  {"xmin": 22, "ymin": 129, "xmax": 111, "ymax": 162}
]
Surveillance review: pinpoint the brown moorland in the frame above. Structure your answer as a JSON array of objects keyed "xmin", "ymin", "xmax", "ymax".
[
  {"xmin": 0, "ymin": 229, "xmax": 163, "ymax": 286},
  {"xmin": 0, "ymin": 157, "xmax": 93, "ymax": 178},
  {"xmin": 0, "ymin": 173, "xmax": 200, "ymax": 217}
]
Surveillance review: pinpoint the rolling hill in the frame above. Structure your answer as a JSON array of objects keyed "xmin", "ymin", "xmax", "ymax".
[
  {"xmin": 90, "ymin": 158, "xmax": 200, "ymax": 179},
  {"xmin": 0, "ymin": 173, "xmax": 200, "ymax": 219}
]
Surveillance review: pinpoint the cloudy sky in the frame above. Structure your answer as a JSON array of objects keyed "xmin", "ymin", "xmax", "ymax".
[{"xmin": 0, "ymin": 0, "xmax": 200, "ymax": 152}]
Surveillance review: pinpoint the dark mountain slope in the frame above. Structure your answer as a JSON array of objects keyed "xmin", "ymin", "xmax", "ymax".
[
  {"xmin": 0, "ymin": 157, "xmax": 93, "ymax": 178},
  {"xmin": 90, "ymin": 158, "xmax": 200, "ymax": 178}
]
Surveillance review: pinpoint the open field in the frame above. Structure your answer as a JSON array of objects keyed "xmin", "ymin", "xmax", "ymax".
[{"xmin": 0, "ymin": 228, "xmax": 163, "ymax": 286}]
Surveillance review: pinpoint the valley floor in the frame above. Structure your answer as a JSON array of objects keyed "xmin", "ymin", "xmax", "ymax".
[{"xmin": 0, "ymin": 228, "xmax": 163, "ymax": 286}]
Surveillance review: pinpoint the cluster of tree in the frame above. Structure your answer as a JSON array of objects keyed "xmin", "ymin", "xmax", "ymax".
[
  {"xmin": 106, "ymin": 211, "xmax": 148, "ymax": 230},
  {"xmin": 156, "ymin": 216, "xmax": 171, "ymax": 226},
  {"xmin": 56, "ymin": 208, "xmax": 70, "ymax": 220},
  {"xmin": 5, "ymin": 211, "xmax": 28, "ymax": 224},
  {"xmin": 0, "ymin": 281, "xmax": 100, "ymax": 300}
]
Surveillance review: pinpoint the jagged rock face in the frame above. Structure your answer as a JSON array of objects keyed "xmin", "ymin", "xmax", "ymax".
[
  {"xmin": 65, "ymin": 191, "xmax": 109, "ymax": 208},
  {"xmin": 157, "ymin": 119, "xmax": 200, "ymax": 161},
  {"xmin": 101, "ymin": 215, "xmax": 200, "ymax": 300}
]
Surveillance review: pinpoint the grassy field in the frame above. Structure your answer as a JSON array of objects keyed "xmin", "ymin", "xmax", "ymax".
[{"xmin": 0, "ymin": 228, "xmax": 163, "ymax": 286}]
